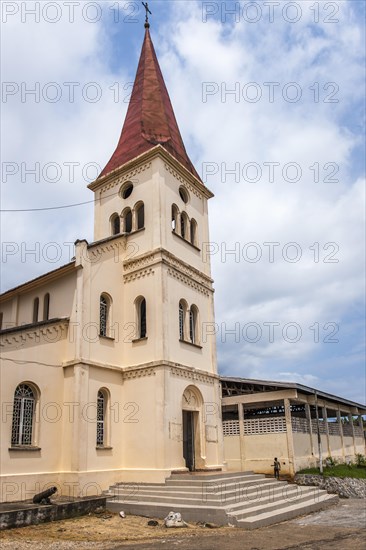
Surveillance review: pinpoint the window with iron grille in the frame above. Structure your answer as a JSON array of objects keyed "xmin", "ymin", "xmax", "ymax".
[
  {"xmin": 179, "ymin": 303, "xmax": 184, "ymax": 340},
  {"xmin": 96, "ymin": 390, "xmax": 105, "ymax": 446},
  {"xmin": 11, "ymin": 384, "xmax": 36, "ymax": 446},
  {"xmin": 100, "ymin": 295, "xmax": 108, "ymax": 336}
]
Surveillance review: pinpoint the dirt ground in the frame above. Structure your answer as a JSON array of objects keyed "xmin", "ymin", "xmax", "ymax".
[{"xmin": 0, "ymin": 499, "xmax": 365, "ymax": 549}]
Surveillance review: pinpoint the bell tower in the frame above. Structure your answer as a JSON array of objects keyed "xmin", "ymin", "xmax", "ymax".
[{"xmin": 87, "ymin": 21, "xmax": 223, "ymax": 476}]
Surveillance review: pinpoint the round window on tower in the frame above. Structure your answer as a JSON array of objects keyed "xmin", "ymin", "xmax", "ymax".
[
  {"xmin": 121, "ymin": 182, "xmax": 134, "ymax": 199},
  {"xmin": 179, "ymin": 186, "xmax": 189, "ymax": 204}
]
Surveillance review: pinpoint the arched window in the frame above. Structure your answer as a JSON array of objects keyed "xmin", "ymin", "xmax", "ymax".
[
  {"xmin": 179, "ymin": 303, "xmax": 184, "ymax": 340},
  {"xmin": 11, "ymin": 383, "xmax": 37, "ymax": 446},
  {"xmin": 181, "ymin": 213, "xmax": 189, "ymax": 239},
  {"xmin": 99, "ymin": 294, "xmax": 111, "ymax": 337},
  {"xmin": 172, "ymin": 204, "xmax": 179, "ymax": 232},
  {"xmin": 43, "ymin": 293, "xmax": 50, "ymax": 321},
  {"xmin": 123, "ymin": 208, "xmax": 133, "ymax": 233},
  {"xmin": 189, "ymin": 305, "xmax": 199, "ymax": 344},
  {"xmin": 136, "ymin": 202, "xmax": 145, "ymax": 230},
  {"xmin": 179, "ymin": 300, "xmax": 188, "ymax": 341},
  {"xmin": 139, "ymin": 298, "xmax": 147, "ymax": 338},
  {"xmin": 190, "ymin": 219, "xmax": 198, "ymax": 246},
  {"xmin": 33, "ymin": 298, "xmax": 39, "ymax": 324},
  {"xmin": 135, "ymin": 296, "xmax": 147, "ymax": 339},
  {"xmin": 97, "ymin": 389, "xmax": 106, "ymax": 446},
  {"xmin": 111, "ymin": 213, "xmax": 120, "ymax": 236}
]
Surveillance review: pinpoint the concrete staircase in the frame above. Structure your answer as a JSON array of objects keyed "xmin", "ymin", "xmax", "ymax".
[{"xmin": 105, "ymin": 472, "xmax": 338, "ymax": 529}]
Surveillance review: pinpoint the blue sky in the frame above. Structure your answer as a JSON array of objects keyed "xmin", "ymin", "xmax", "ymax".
[{"xmin": 1, "ymin": 1, "xmax": 365, "ymax": 403}]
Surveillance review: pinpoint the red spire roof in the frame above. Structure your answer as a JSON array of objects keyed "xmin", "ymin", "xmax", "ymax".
[{"xmin": 99, "ymin": 28, "xmax": 201, "ymax": 181}]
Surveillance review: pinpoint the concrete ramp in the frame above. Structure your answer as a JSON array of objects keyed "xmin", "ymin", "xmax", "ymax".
[{"xmin": 105, "ymin": 472, "xmax": 338, "ymax": 529}]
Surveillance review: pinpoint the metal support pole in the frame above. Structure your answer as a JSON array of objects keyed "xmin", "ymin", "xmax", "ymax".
[{"xmin": 314, "ymin": 392, "xmax": 323, "ymax": 474}]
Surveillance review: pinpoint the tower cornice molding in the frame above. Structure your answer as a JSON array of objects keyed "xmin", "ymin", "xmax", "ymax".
[
  {"xmin": 122, "ymin": 360, "xmax": 219, "ymax": 384},
  {"xmin": 60, "ymin": 360, "xmax": 219, "ymax": 382},
  {"xmin": 166, "ymin": 268, "xmax": 210, "ymax": 296},
  {"xmin": 88, "ymin": 146, "xmax": 213, "ymax": 200},
  {"xmin": 123, "ymin": 247, "xmax": 214, "ymax": 292},
  {"xmin": 164, "ymin": 162, "xmax": 207, "ymax": 200},
  {"xmin": 87, "ymin": 237, "xmax": 126, "ymax": 260},
  {"xmin": 88, "ymin": 159, "xmax": 152, "ymax": 195}
]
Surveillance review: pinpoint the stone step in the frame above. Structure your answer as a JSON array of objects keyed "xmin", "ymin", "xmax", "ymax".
[
  {"xmin": 105, "ymin": 472, "xmax": 339, "ymax": 528},
  {"xmin": 236, "ymin": 494, "xmax": 338, "ymax": 529},
  {"xmin": 221, "ymin": 485, "xmax": 319, "ymax": 512},
  {"xmin": 169, "ymin": 471, "xmax": 254, "ymax": 481},
  {"xmin": 108, "ymin": 484, "xmax": 317, "ymax": 508},
  {"xmin": 107, "ymin": 492, "xmax": 338, "ymax": 528},
  {"xmin": 107, "ymin": 481, "xmax": 295, "ymax": 503},
  {"xmin": 110, "ymin": 473, "xmax": 261, "ymax": 491},
  {"xmin": 108, "ymin": 478, "xmax": 280, "ymax": 497},
  {"xmin": 166, "ymin": 473, "xmax": 265, "ymax": 486},
  {"xmin": 226, "ymin": 487, "xmax": 327, "ymax": 519}
]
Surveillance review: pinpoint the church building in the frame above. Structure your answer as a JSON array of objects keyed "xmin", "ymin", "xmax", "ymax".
[
  {"xmin": 1, "ymin": 20, "xmax": 365, "ymax": 505},
  {"xmin": 0, "ymin": 22, "xmax": 223, "ymax": 502}
]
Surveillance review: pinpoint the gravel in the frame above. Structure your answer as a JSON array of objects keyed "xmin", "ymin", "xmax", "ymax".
[{"xmin": 295, "ymin": 474, "xmax": 366, "ymax": 498}]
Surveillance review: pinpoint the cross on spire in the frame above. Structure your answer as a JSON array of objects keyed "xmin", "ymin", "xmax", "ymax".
[{"xmin": 142, "ymin": 2, "xmax": 152, "ymax": 28}]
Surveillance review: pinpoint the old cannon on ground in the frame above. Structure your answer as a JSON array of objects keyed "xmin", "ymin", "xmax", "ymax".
[{"xmin": 32, "ymin": 486, "xmax": 57, "ymax": 505}]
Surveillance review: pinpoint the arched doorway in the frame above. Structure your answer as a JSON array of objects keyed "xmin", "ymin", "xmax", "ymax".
[{"xmin": 182, "ymin": 386, "xmax": 204, "ymax": 471}]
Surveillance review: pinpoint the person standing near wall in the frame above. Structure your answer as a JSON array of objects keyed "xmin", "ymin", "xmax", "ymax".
[{"xmin": 273, "ymin": 457, "xmax": 281, "ymax": 480}]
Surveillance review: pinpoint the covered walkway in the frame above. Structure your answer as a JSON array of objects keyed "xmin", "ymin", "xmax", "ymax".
[{"xmin": 220, "ymin": 377, "xmax": 366, "ymax": 476}]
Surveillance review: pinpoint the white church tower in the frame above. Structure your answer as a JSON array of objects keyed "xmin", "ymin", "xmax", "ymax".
[
  {"xmin": 0, "ymin": 20, "xmax": 223, "ymax": 499},
  {"xmin": 85, "ymin": 21, "xmax": 223, "ymax": 478}
]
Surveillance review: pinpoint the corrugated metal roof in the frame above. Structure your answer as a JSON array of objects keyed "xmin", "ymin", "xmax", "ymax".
[{"xmin": 220, "ymin": 376, "xmax": 366, "ymax": 411}]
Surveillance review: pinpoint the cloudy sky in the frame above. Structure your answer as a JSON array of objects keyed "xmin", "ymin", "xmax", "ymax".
[{"xmin": 1, "ymin": 1, "xmax": 365, "ymax": 403}]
